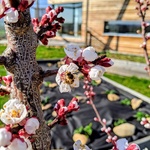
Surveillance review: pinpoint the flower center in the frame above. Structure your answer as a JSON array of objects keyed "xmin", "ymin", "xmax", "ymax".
[
  {"xmin": 11, "ymin": 109, "xmax": 20, "ymax": 118},
  {"xmin": 64, "ymin": 72, "xmax": 74, "ymax": 84}
]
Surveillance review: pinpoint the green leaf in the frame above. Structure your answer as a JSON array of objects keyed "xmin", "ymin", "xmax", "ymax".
[
  {"xmin": 120, "ymin": 98, "xmax": 131, "ymax": 106},
  {"xmin": 73, "ymin": 123, "xmax": 93, "ymax": 137},
  {"xmin": 83, "ymin": 123, "xmax": 93, "ymax": 136},
  {"xmin": 114, "ymin": 119, "xmax": 127, "ymax": 126},
  {"xmin": 105, "ymin": 90, "xmax": 116, "ymax": 94},
  {"xmin": 134, "ymin": 111, "xmax": 149, "ymax": 121}
]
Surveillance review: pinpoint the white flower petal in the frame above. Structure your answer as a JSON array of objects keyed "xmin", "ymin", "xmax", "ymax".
[
  {"xmin": 82, "ymin": 46, "xmax": 98, "ymax": 62},
  {"xmin": 4, "ymin": 8, "xmax": 19, "ymax": 23},
  {"xmin": 59, "ymin": 82, "xmax": 71, "ymax": 93},
  {"xmin": 0, "ymin": 128, "xmax": 12, "ymax": 147},
  {"xmin": 116, "ymin": 138, "xmax": 128, "ymax": 150},
  {"xmin": 25, "ymin": 118, "xmax": 39, "ymax": 135},
  {"xmin": 89, "ymin": 65, "xmax": 105, "ymax": 81},
  {"xmin": 64, "ymin": 44, "xmax": 82, "ymax": 60},
  {"xmin": 8, "ymin": 138, "xmax": 27, "ymax": 150},
  {"xmin": 58, "ymin": 64, "xmax": 68, "ymax": 74},
  {"xmin": 73, "ymin": 140, "xmax": 82, "ymax": 150},
  {"xmin": 67, "ymin": 63, "xmax": 79, "ymax": 73},
  {"xmin": 55, "ymin": 74, "xmax": 61, "ymax": 85}
]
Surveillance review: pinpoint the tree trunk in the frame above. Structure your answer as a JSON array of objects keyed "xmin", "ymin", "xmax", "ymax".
[{"xmin": 2, "ymin": 9, "xmax": 51, "ymax": 150}]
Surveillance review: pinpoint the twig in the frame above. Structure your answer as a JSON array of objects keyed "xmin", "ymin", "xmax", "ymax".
[
  {"xmin": 41, "ymin": 69, "xmax": 58, "ymax": 78},
  {"xmin": 136, "ymin": 0, "xmax": 150, "ymax": 76},
  {"xmin": 0, "ymin": 56, "xmax": 6, "ymax": 65}
]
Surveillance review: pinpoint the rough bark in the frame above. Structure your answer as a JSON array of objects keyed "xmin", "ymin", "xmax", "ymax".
[{"xmin": 2, "ymin": 9, "xmax": 51, "ymax": 150}]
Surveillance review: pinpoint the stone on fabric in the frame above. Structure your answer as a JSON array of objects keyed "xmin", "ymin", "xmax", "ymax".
[{"xmin": 113, "ymin": 123, "xmax": 136, "ymax": 137}]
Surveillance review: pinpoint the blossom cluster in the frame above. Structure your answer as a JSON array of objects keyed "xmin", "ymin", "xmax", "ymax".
[
  {"xmin": 0, "ymin": 0, "xmax": 36, "ymax": 23},
  {"xmin": 32, "ymin": 6, "xmax": 65, "ymax": 45},
  {"xmin": 56, "ymin": 44, "xmax": 113, "ymax": 93},
  {"xmin": 0, "ymin": 99, "xmax": 40, "ymax": 150},
  {"xmin": 54, "ymin": 97, "xmax": 79, "ymax": 125}
]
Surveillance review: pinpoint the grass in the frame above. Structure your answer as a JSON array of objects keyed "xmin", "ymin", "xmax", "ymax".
[
  {"xmin": 104, "ymin": 73, "xmax": 150, "ymax": 97},
  {"xmin": 104, "ymin": 51, "xmax": 147, "ymax": 63},
  {"xmin": 0, "ymin": 45, "xmax": 65, "ymax": 59},
  {"xmin": 36, "ymin": 45, "xmax": 65, "ymax": 59}
]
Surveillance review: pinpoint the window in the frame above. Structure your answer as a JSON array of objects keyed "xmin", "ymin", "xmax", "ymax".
[
  {"xmin": 53, "ymin": 3, "xmax": 82, "ymax": 37},
  {"xmin": 104, "ymin": 21, "xmax": 150, "ymax": 37}
]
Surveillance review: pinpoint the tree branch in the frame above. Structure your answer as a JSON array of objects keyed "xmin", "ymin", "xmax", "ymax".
[
  {"xmin": 0, "ymin": 56, "xmax": 6, "ymax": 65},
  {"xmin": 41, "ymin": 69, "xmax": 58, "ymax": 78},
  {"xmin": 48, "ymin": 118, "xmax": 59, "ymax": 129}
]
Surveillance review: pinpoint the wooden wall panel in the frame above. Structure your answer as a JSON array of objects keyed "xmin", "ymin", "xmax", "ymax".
[{"xmin": 48, "ymin": 0, "xmax": 150, "ymax": 55}]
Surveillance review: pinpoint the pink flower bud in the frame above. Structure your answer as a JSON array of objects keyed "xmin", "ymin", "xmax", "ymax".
[
  {"xmin": 94, "ymin": 117, "xmax": 99, "ymax": 122},
  {"xmin": 46, "ymin": 6, "xmax": 52, "ymax": 13},
  {"xmin": 102, "ymin": 118, "xmax": 107, "ymax": 124}
]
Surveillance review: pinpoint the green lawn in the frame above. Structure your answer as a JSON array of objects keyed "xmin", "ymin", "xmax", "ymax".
[
  {"xmin": 104, "ymin": 51, "xmax": 147, "ymax": 63},
  {"xmin": 0, "ymin": 45, "xmax": 65, "ymax": 59},
  {"xmin": 104, "ymin": 73, "xmax": 150, "ymax": 97}
]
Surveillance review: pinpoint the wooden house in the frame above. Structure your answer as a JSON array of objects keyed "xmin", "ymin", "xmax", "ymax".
[{"xmin": 48, "ymin": 0, "xmax": 150, "ymax": 55}]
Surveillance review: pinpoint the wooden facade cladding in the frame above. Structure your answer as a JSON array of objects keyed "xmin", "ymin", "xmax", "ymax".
[{"xmin": 48, "ymin": 0, "xmax": 150, "ymax": 55}]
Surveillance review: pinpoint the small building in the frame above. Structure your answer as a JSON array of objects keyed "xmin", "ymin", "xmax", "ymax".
[{"xmin": 48, "ymin": 0, "xmax": 150, "ymax": 55}]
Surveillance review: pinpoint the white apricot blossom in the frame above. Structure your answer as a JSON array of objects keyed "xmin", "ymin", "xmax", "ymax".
[
  {"xmin": 8, "ymin": 138, "xmax": 28, "ymax": 150},
  {"xmin": 64, "ymin": 44, "xmax": 82, "ymax": 60},
  {"xmin": 82, "ymin": 46, "xmax": 98, "ymax": 62},
  {"xmin": 24, "ymin": 117, "xmax": 40, "ymax": 134},
  {"xmin": 4, "ymin": 8, "xmax": 19, "ymax": 23},
  {"xmin": 0, "ymin": 99, "xmax": 27, "ymax": 125},
  {"xmin": 73, "ymin": 140, "xmax": 91, "ymax": 150},
  {"xmin": 0, "ymin": 128, "xmax": 12, "ymax": 147},
  {"xmin": 89, "ymin": 65, "xmax": 105, "ymax": 81},
  {"xmin": 56, "ymin": 63, "xmax": 79, "ymax": 93}
]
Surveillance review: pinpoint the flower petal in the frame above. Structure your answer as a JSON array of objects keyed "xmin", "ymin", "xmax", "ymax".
[
  {"xmin": 66, "ymin": 63, "xmax": 79, "ymax": 73},
  {"xmin": 71, "ymin": 75, "xmax": 79, "ymax": 87},
  {"xmin": 89, "ymin": 65, "xmax": 105, "ymax": 81},
  {"xmin": 82, "ymin": 46, "xmax": 98, "ymax": 62},
  {"xmin": 59, "ymin": 82, "xmax": 71, "ymax": 93},
  {"xmin": 64, "ymin": 44, "xmax": 82, "ymax": 60}
]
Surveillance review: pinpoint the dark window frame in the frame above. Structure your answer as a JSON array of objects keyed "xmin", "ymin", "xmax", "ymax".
[
  {"xmin": 103, "ymin": 20, "xmax": 150, "ymax": 37},
  {"xmin": 53, "ymin": 2, "xmax": 82, "ymax": 37}
]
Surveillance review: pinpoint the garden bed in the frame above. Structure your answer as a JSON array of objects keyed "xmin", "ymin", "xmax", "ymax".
[{"xmin": 39, "ymin": 61, "xmax": 150, "ymax": 150}]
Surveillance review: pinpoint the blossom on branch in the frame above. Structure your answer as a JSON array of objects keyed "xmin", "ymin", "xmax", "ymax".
[
  {"xmin": 4, "ymin": 8, "xmax": 18, "ymax": 23},
  {"xmin": 115, "ymin": 138, "xmax": 140, "ymax": 150},
  {"xmin": 24, "ymin": 117, "xmax": 40, "ymax": 134},
  {"xmin": 56, "ymin": 63, "xmax": 79, "ymax": 93},
  {"xmin": 8, "ymin": 138, "xmax": 29, "ymax": 150},
  {"xmin": 0, "ymin": 99, "xmax": 27, "ymax": 125},
  {"xmin": 0, "ymin": 128, "xmax": 12, "ymax": 147},
  {"xmin": 73, "ymin": 140, "xmax": 91, "ymax": 150},
  {"xmin": 64, "ymin": 44, "xmax": 82, "ymax": 61},
  {"xmin": 89, "ymin": 65, "xmax": 105, "ymax": 81},
  {"xmin": 82, "ymin": 46, "xmax": 98, "ymax": 62}
]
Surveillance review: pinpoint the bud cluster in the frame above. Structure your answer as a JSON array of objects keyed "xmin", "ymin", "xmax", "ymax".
[
  {"xmin": 32, "ymin": 6, "xmax": 65, "ymax": 45},
  {"xmin": 54, "ymin": 98, "xmax": 79, "ymax": 125}
]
